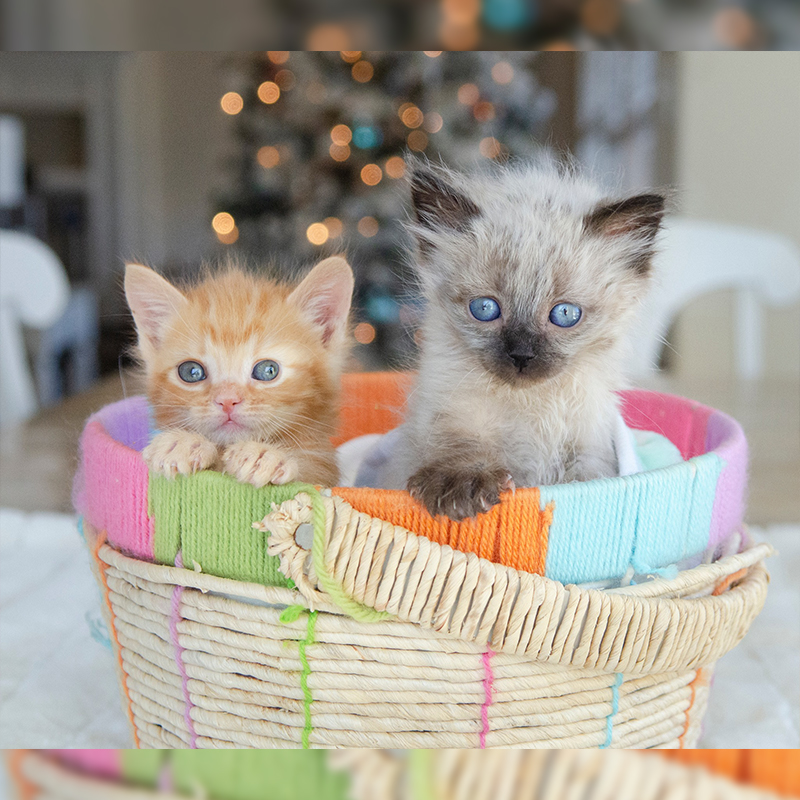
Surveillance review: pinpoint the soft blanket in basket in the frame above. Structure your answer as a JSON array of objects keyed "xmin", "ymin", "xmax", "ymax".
[{"xmin": 73, "ymin": 372, "xmax": 747, "ymax": 588}]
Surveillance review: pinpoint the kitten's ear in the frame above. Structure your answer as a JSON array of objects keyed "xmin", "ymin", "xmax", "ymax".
[
  {"xmin": 124, "ymin": 263, "xmax": 186, "ymax": 349},
  {"xmin": 289, "ymin": 256, "xmax": 354, "ymax": 346},
  {"xmin": 410, "ymin": 166, "xmax": 481, "ymax": 232},
  {"xmin": 585, "ymin": 193, "xmax": 666, "ymax": 273}
]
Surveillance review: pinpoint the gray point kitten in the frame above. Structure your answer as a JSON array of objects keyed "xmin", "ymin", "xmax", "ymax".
[{"xmin": 394, "ymin": 159, "xmax": 665, "ymax": 521}]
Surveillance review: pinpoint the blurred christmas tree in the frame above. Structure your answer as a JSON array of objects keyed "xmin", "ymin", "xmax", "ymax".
[{"xmin": 214, "ymin": 51, "xmax": 557, "ymax": 369}]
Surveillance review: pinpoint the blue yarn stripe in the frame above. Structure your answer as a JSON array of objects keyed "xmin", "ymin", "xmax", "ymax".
[{"xmin": 600, "ymin": 673, "xmax": 623, "ymax": 749}]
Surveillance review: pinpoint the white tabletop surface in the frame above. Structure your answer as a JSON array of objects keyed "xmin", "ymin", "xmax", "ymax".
[{"xmin": 0, "ymin": 509, "xmax": 797, "ymax": 750}]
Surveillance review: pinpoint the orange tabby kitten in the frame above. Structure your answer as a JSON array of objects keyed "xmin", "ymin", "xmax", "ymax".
[{"xmin": 124, "ymin": 257, "xmax": 354, "ymax": 487}]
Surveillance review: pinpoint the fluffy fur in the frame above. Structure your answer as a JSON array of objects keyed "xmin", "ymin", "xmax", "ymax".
[
  {"xmin": 395, "ymin": 159, "xmax": 665, "ymax": 520},
  {"xmin": 124, "ymin": 257, "xmax": 354, "ymax": 488}
]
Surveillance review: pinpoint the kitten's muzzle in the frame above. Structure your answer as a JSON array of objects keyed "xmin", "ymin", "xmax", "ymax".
[{"xmin": 500, "ymin": 329, "xmax": 556, "ymax": 380}]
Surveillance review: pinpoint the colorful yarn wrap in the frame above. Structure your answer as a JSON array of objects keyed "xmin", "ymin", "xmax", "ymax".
[{"xmin": 74, "ymin": 372, "xmax": 748, "ymax": 590}]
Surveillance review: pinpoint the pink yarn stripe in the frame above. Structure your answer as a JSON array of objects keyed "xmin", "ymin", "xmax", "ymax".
[
  {"xmin": 480, "ymin": 649, "xmax": 495, "ymax": 748},
  {"xmin": 170, "ymin": 552, "xmax": 197, "ymax": 748}
]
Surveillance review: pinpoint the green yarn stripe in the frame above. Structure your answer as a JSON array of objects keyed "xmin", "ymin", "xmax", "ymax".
[
  {"xmin": 299, "ymin": 609, "xmax": 318, "ymax": 748},
  {"xmin": 149, "ymin": 471, "xmax": 299, "ymax": 587}
]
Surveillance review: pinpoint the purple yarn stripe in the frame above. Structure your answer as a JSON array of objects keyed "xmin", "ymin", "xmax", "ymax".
[{"xmin": 170, "ymin": 551, "xmax": 198, "ymax": 747}]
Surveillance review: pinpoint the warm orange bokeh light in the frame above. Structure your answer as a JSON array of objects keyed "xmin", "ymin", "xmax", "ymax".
[
  {"xmin": 217, "ymin": 225, "xmax": 239, "ymax": 245},
  {"xmin": 713, "ymin": 8, "xmax": 758, "ymax": 48},
  {"xmin": 457, "ymin": 83, "xmax": 480, "ymax": 105},
  {"xmin": 267, "ymin": 51, "xmax": 290, "ymax": 64},
  {"xmin": 492, "ymin": 61, "xmax": 514, "ymax": 85},
  {"xmin": 479, "ymin": 137, "xmax": 503, "ymax": 159},
  {"xmin": 257, "ymin": 146, "xmax": 280, "ymax": 169},
  {"xmin": 306, "ymin": 24, "xmax": 351, "ymax": 50},
  {"xmin": 354, "ymin": 321, "xmax": 377, "ymax": 344},
  {"xmin": 324, "ymin": 217, "xmax": 343, "ymax": 238},
  {"xmin": 331, "ymin": 124, "xmax": 352, "ymax": 145},
  {"xmin": 275, "ymin": 69, "xmax": 295, "ymax": 90},
  {"xmin": 257, "ymin": 81, "xmax": 280, "ymax": 104},
  {"xmin": 340, "ymin": 51, "xmax": 362, "ymax": 63},
  {"xmin": 357, "ymin": 217, "xmax": 379, "ymax": 237},
  {"xmin": 384, "ymin": 156, "xmax": 406, "ymax": 179},
  {"xmin": 330, "ymin": 143, "xmax": 351, "ymax": 161},
  {"xmin": 442, "ymin": 0, "xmax": 480, "ymax": 24},
  {"xmin": 401, "ymin": 105, "xmax": 424, "ymax": 128},
  {"xmin": 361, "ymin": 164, "xmax": 383, "ymax": 186},
  {"xmin": 352, "ymin": 61, "xmax": 374, "ymax": 82},
  {"xmin": 407, "ymin": 130, "xmax": 429, "ymax": 151},
  {"xmin": 306, "ymin": 223, "xmax": 329, "ymax": 245},
  {"xmin": 212, "ymin": 212, "xmax": 235, "ymax": 235},
  {"xmin": 424, "ymin": 51, "xmax": 443, "ymax": 58},
  {"xmin": 580, "ymin": 0, "xmax": 620, "ymax": 36},
  {"xmin": 220, "ymin": 92, "xmax": 244, "ymax": 115},
  {"xmin": 473, "ymin": 101, "xmax": 495, "ymax": 122},
  {"xmin": 424, "ymin": 112, "xmax": 444, "ymax": 134}
]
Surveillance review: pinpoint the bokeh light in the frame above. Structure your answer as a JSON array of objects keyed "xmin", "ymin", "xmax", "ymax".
[
  {"xmin": 443, "ymin": 0, "xmax": 480, "ymax": 25},
  {"xmin": 331, "ymin": 124, "xmax": 352, "ymax": 145},
  {"xmin": 492, "ymin": 62, "xmax": 514, "ymax": 85},
  {"xmin": 306, "ymin": 24, "xmax": 351, "ymax": 50},
  {"xmin": 473, "ymin": 101, "xmax": 495, "ymax": 122},
  {"xmin": 220, "ymin": 92, "xmax": 243, "ymax": 115},
  {"xmin": 423, "ymin": 51, "xmax": 443, "ymax": 58},
  {"xmin": 257, "ymin": 81, "xmax": 280, "ymax": 104},
  {"xmin": 340, "ymin": 51, "xmax": 362, "ymax": 63},
  {"xmin": 458, "ymin": 83, "xmax": 480, "ymax": 105},
  {"xmin": 440, "ymin": 22, "xmax": 480, "ymax": 50},
  {"xmin": 212, "ymin": 212, "xmax": 235, "ymax": 235},
  {"xmin": 352, "ymin": 125, "xmax": 382, "ymax": 149},
  {"xmin": 324, "ymin": 217, "xmax": 343, "ymax": 238},
  {"xmin": 385, "ymin": 156, "xmax": 406, "ymax": 179},
  {"xmin": 361, "ymin": 164, "xmax": 383, "ymax": 186},
  {"xmin": 256, "ymin": 146, "xmax": 280, "ymax": 168},
  {"xmin": 329, "ymin": 143, "xmax": 351, "ymax": 161},
  {"xmin": 479, "ymin": 137, "xmax": 503, "ymax": 159},
  {"xmin": 581, "ymin": 0, "xmax": 621, "ymax": 36},
  {"xmin": 306, "ymin": 223, "xmax": 329, "ymax": 245},
  {"xmin": 401, "ymin": 105, "xmax": 424, "ymax": 128},
  {"xmin": 357, "ymin": 216, "xmax": 379, "ymax": 237},
  {"xmin": 354, "ymin": 321, "xmax": 377, "ymax": 344},
  {"xmin": 275, "ymin": 70, "xmax": 295, "ymax": 90},
  {"xmin": 407, "ymin": 130, "xmax": 429, "ymax": 151},
  {"xmin": 267, "ymin": 51, "xmax": 290, "ymax": 64},
  {"xmin": 424, "ymin": 112, "xmax": 444, "ymax": 133},
  {"xmin": 352, "ymin": 61, "xmax": 374, "ymax": 82},
  {"xmin": 216, "ymin": 225, "xmax": 239, "ymax": 245},
  {"xmin": 713, "ymin": 8, "xmax": 758, "ymax": 48}
]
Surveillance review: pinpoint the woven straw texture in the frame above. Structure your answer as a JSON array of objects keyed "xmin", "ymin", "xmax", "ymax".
[
  {"xmin": 84, "ymin": 504, "xmax": 770, "ymax": 749},
  {"xmin": 8, "ymin": 750, "xmax": 793, "ymax": 800}
]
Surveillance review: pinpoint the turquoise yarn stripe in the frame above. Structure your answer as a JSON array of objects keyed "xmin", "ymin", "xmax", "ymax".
[
  {"xmin": 600, "ymin": 673, "xmax": 623, "ymax": 749},
  {"xmin": 298, "ymin": 610, "xmax": 317, "ymax": 749}
]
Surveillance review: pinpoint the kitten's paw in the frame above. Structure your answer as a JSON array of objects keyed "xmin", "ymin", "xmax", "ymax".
[
  {"xmin": 222, "ymin": 442, "xmax": 298, "ymax": 488},
  {"xmin": 407, "ymin": 464, "xmax": 514, "ymax": 521},
  {"xmin": 143, "ymin": 431, "xmax": 218, "ymax": 478}
]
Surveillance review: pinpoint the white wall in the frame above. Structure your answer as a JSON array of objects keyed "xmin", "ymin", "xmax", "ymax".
[{"xmin": 673, "ymin": 52, "xmax": 800, "ymax": 381}]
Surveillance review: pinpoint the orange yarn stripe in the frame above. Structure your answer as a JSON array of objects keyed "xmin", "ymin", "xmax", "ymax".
[
  {"xmin": 712, "ymin": 567, "xmax": 748, "ymax": 596},
  {"xmin": 334, "ymin": 487, "xmax": 553, "ymax": 575},
  {"xmin": 677, "ymin": 667, "xmax": 705, "ymax": 748},
  {"xmin": 6, "ymin": 750, "xmax": 36, "ymax": 800},
  {"xmin": 659, "ymin": 750, "xmax": 800, "ymax": 796},
  {"xmin": 90, "ymin": 526, "xmax": 141, "ymax": 748}
]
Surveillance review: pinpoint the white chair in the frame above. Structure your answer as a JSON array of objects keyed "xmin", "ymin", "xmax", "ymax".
[
  {"xmin": 632, "ymin": 218, "xmax": 800, "ymax": 379},
  {"xmin": 0, "ymin": 230, "xmax": 70, "ymax": 427}
]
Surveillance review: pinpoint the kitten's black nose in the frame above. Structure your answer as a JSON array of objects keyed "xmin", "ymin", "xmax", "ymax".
[{"xmin": 509, "ymin": 352, "xmax": 533, "ymax": 371}]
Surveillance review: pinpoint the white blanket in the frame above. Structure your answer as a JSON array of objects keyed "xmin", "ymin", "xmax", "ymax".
[{"xmin": 0, "ymin": 508, "xmax": 797, "ymax": 748}]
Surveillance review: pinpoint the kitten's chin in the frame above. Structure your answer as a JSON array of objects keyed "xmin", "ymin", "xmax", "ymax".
[{"xmin": 486, "ymin": 360, "xmax": 562, "ymax": 388}]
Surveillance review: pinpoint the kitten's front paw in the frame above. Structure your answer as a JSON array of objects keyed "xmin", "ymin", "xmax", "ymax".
[
  {"xmin": 143, "ymin": 430, "xmax": 218, "ymax": 478},
  {"xmin": 222, "ymin": 442, "xmax": 298, "ymax": 488},
  {"xmin": 407, "ymin": 463, "xmax": 514, "ymax": 521}
]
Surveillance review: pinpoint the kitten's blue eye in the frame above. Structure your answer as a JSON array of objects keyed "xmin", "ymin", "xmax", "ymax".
[
  {"xmin": 469, "ymin": 297, "xmax": 501, "ymax": 321},
  {"xmin": 252, "ymin": 359, "xmax": 280, "ymax": 381},
  {"xmin": 549, "ymin": 303, "xmax": 582, "ymax": 328},
  {"xmin": 177, "ymin": 361, "xmax": 206, "ymax": 383}
]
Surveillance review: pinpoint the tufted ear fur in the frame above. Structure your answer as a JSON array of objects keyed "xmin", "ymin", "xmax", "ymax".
[
  {"xmin": 410, "ymin": 166, "xmax": 481, "ymax": 233},
  {"xmin": 288, "ymin": 256, "xmax": 354, "ymax": 346},
  {"xmin": 584, "ymin": 193, "xmax": 666, "ymax": 274},
  {"xmin": 124, "ymin": 263, "xmax": 187, "ymax": 351}
]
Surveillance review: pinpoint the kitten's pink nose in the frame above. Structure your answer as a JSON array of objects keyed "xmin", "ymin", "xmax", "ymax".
[{"xmin": 215, "ymin": 392, "xmax": 243, "ymax": 416}]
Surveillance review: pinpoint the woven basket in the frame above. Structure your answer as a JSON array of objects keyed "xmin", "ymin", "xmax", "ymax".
[
  {"xmin": 8, "ymin": 750, "xmax": 795, "ymax": 800},
  {"xmin": 73, "ymin": 373, "xmax": 771, "ymax": 749}
]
